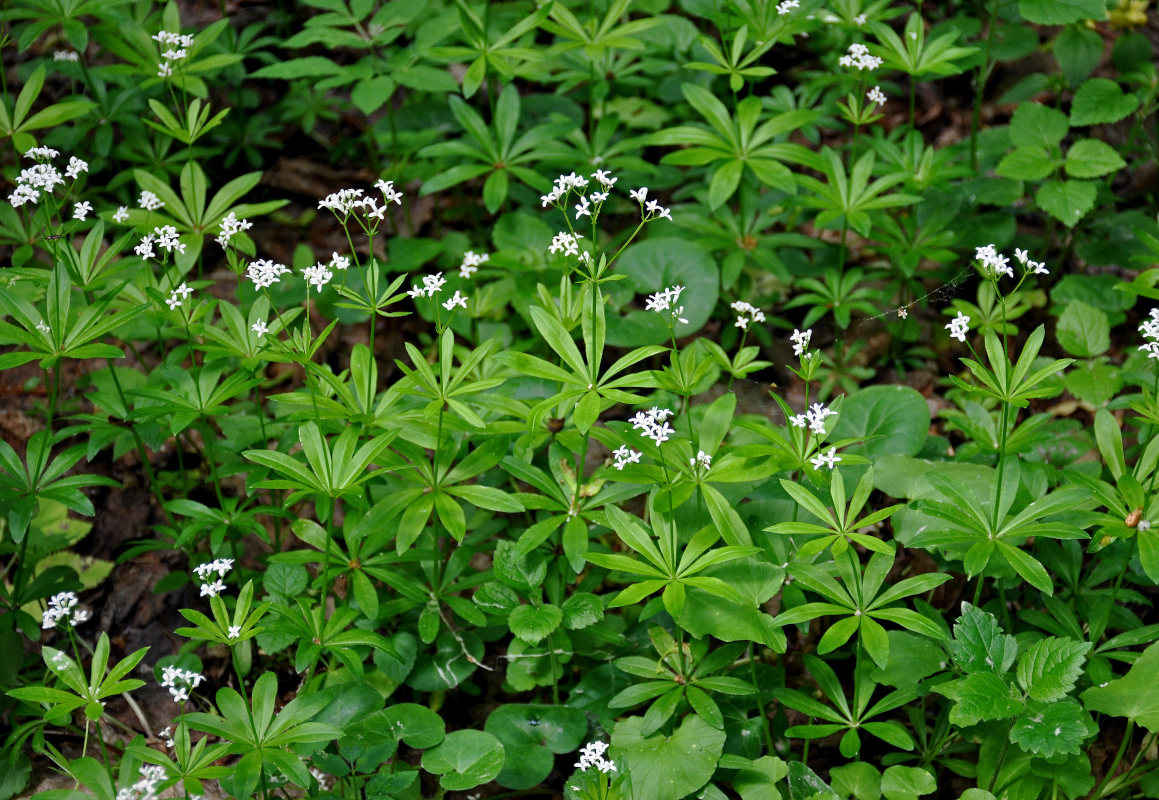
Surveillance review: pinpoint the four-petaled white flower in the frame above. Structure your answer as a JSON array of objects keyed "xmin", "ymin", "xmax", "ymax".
[
  {"xmin": 777, "ymin": 0, "xmax": 800, "ymax": 14},
  {"xmin": 612, "ymin": 445, "xmax": 642, "ymax": 470},
  {"xmin": 630, "ymin": 407, "xmax": 675, "ymax": 445},
  {"xmin": 811, "ymin": 447, "xmax": 842, "ymax": 470},
  {"xmin": 690, "ymin": 450, "xmax": 712, "ymax": 470},
  {"xmin": 160, "ymin": 666, "xmax": 204, "ymax": 704},
  {"xmin": 139, "ymin": 190, "xmax": 164, "ymax": 211},
  {"xmin": 252, "ymin": 320, "xmax": 269, "ymax": 339},
  {"xmin": 867, "ymin": 86, "xmax": 887, "ymax": 106},
  {"xmin": 113, "ymin": 206, "xmax": 130, "ymax": 223},
  {"xmin": 575, "ymin": 195, "xmax": 592, "ymax": 219},
  {"xmin": 330, "ymin": 252, "xmax": 350, "ymax": 271},
  {"xmin": 41, "ymin": 591, "xmax": 83, "ymax": 630},
  {"xmin": 216, "ymin": 212, "xmax": 253, "ymax": 248},
  {"xmin": 731, "ymin": 301, "xmax": 766, "ymax": 331},
  {"xmin": 443, "ymin": 290, "xmax": 468, "ymax": 310},
  {"xmin": 374, "ymin": 179, "xmax": 403, "ymax": 205},
  {"xmin": 975, "ymin": 244, "xmax": 1014, "ymax": 279},
  {"xmin": 790, "ymin": 328, "xmax": 813, "ymax": 357},
  {"xmin": 549, "ymin": 231, "xmax": 583, "ymax": 257},
  {"xmin": 227, "ymin": 625, "xmax": 242, "ymax": 640},
  {"xmin": 629, "ymin": 187, "xmax": 648, "ymax": 203},
  {"xmin": 302, "ymin": 262, "xmax": 334, "ymax": 292},
  {"xmin": 459, "ymin": 250, "xmax": 489, "ymax": 278},
  {"xmin": 72, "ymin": 201, "xmax": 92, "ymax": 221},
  {"xmin": 246, "ymin": 258, "xmax": 290, "ymax": 289},
  {"xmin": 806, "ymin": 402, "xmax": 836, "ymax": 435},
  {"xmin": 839, "ymin": 43, "xmax": 883, "ymax": 71},
  {"xmin": 946, "ymin": 311, "xmax": 970, "ymax": 343},
  {"xmin": 645, "ymin": 285, "xmax": 688, "ymax": 324},
  {"xmin": 644, "ymin": 198, "xmax": 672, "ymax": 221},
  {"xmin": 65, "ymin": 156, "xmax": 88, "ymax": 180},
  {"xmin": 575, "ymin": 741, "xmax": 616, "ymax": 774}
]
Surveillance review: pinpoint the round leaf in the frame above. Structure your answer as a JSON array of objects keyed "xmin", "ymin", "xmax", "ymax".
[
  {"xmin": 421, "ymin": 729, "xmax": 505, "ymax": 792},
  {"xmin": 830, "ymin": 385, "xmax": 930, "ymax": 459},
  {"xmin": 608, "ymin": 238, "xmax": 719, "ymax": 346}
]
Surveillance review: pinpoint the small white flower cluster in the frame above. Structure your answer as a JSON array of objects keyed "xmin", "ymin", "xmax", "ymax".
[
  {"xmin": 153, "ymin": 30, "xmax": 194, "ymax": 79},
  {"xmin": 839, "ymin": 43, "xmax": 883, "ymax": 71},
  {"xmin": 777, "ymin": 0, "xmax": 800, "ymax": 14},
  {"xmin": 575, "ymin": 741, "xmax": 616, "ymax": 774},
  {"xmin": 867, "ymin": 86, "xmax": 887, "ymax": 106},
  {"xmin": 302, "ymin": 262, "xmax": 333, "ymax": 292},
  {"xmin": 8, "ymin": 149, "xmax": 87, "ymax": 207},
  {"xmin": 811, "ymin": 447, "xmax": 842, "ymax": 470},
  {"xmin": 1012, "ymin": 247, "xmax": 1049, "ymax": 276},
  {"xmin": 732, "ymin": 301, "xmax": 766, "ymax": 331},
  {"xmin": 136, "ymin": 225, "xmax": 185, "ymax": 259},
  {"xmin": 1140, "ymin": 308, "xmax": 1159, "ymax": 361},
  {"xmin": 54, "ymin": 50, "xmax": 80, "ymax": 62},
  {"xmin": 319, "ymin": 182, "xmax": 402, "ymax": 222},
  {"xmin": 442, "ymin": 290, "xmax": 468, "ymax": 311},
  {"xmin": 115, "ymin": 764, "xmax": 169, "ymax": 800},
  {"xmin": 165, "ymin": 282, "xmax": 193, "ymax": 311},
  {"xmin": 549, "ymin": 231, "xmax": 583, "ymax": 257},
  {"xmin": 541, "ymin": 171, "xmax": 602, "ymax": 208},
  {"xmin": 73, "ymin": 201, "xmax": 93, "ymax": 221},
  {"xmin": 460, "ymin": 250, "xmax": 489, "ymax": 278},
  {"xmin": 246, "ymin": 258, "xmax": 291, "ymax": 289},
  {"xmin": 194, "ymin": 557, "xmax": 233, "ymax": 597},
  {"xmin": 790, "ymin": 328, "xmax": 812, "ymax": 357},
  {"xmin": 627, "ymin": 187, "xmax": 672, "ymax": 221},
  {"xmin": 216, "ymin": 212, "xmax": 253, "ymax": 248},
  {"xmin": 690, "ymin": 450, "xmax": 712, "ymax": 470},
  {"xmin": 945, "ymin": 311, "xmax": 970, "ymax": 343},
  {"xmin": 630, "ymin": 407, "xmax": 675, "ymax": 445},
  {"xmin": 612, "ymin": 445, "xmax": 642, "ymax": 470},
  {"xmin": 138, "ymin": 190, "xmax": 165, "ymax": 211},
  {"xmin": 41, "ymin": 591, "xmax": 90, "ymax": 630},
  {"xmin": 160, "ymin": 665, "xmax": 205, "ymax": 703},
  {"xmin": 646, "ymin": 284, "xmax": 688, "ymax": 325},
  {"xmin": 790, "ymin": 402, "xmax": 836, "ymax": 435},
  {"xmin": 407, "ymin": 271, "xmax": 447, "ymax": 299}
]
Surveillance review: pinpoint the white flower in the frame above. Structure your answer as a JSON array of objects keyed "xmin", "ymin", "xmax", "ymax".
[
  {"xmin": 690, "ymin": 450, "xmax": 712, "ymax": 470},
  {"xmin": 646, "ymin": 285, "xmax": 688, "ymax": 324},
  {"xmin": 629, "ymin": 187, "xmax": 648, "ymax": 203},
  {"xmin": 374, "ymin": 179, "xmax": 403, "ymax": 205},
  {"xmin": 974, "ymin": 244, "xmax": 1013, "ymax": 279},
  {"xmin": 227, "ymin": 625, "xmax": 242, "ymax": 639},
  {"xmin": 612, "ymin": 445, "xmax": 642, "ymax": 470},
  {"xmin": 302, "ymin": 262, "xmax": 334, "ymax": 292},
  {"xmin": 329, "ymin": 252, "xmax": 350, "ymax": 271},
  {"xmin": 946, "ymin": 311, "xmax": 970, "ymax": 343},
  {"xmin": 1140, "ymin": 519, "xmax": 1153, "ymax": 532},
  {"xmin": 839, "ymin": 43, "xmax": 882, "ymax": 71},
  {"xmin": 216, "ymin": 212, "xmax": 253, "ymax": 248},
  {"xmin": 575, "ymin": 195, "xmax": 592, "ymax": 219},
  {"xmin": 138, "ymin": 190, "xmax": 164, "ymax": 211},
  {"xmin": 72, "ymin": 201, "xmax": 92, "ymax": 221},
  {"xmin": 777, "ymin": 0, "xmax": 800, "ymax": 14},
  {"xmin": 8, "ymin": 184, "xmax": 39, "ymax": 207},
  {"xmin": 36, "ymin": 320, "xmax": 50, "ymax": 334},
  {"xmin": 789, "ymin": 413, "xmax": 807, "ymax": 428},
  {"xmin": 806, "ymin": 402, "xmax": 835, "ymax": 435},
  {"xmin": 252, "ymin": 320, "xmax": 268, "ymax": 338},
  {"xmin": 459, "ymin": 250, "xmax": 489, "ymax": 278},
  {"xmin": 155, "ymin": 225, "xmax": 184, "ymax": 253},
  {"xmin": 630, "ymin": 407, "xmax": 676, "ymax": 445},
  {"xmin": 24, "ymin": 146, "xmax": 60, "ymax": 160},
  {"xmin": 423, "ymin": 272, "xmax": 446, "ymax": 296},
  {"xmin": 592, "ymin": 169, "xmax": 617, "ymax": 187},
  {"xmin": 644, "ymin": 199, "xmax": 672, "ymax": 221},
  {"xmin": 540, "ymin": 189, "xmax": 561, "ymax": 207},
  {"xmin": 160, "ymin": 666, "xmax": 204, "ymax": 704},
  {"xmin": 549, "ymin": 231, "xmax": 583, "ymax": 257},
  {"xmin": 1140, "ymin": 342, "xmax": 1159, "ymax": 360},
  {"xmin": 731, "ymin": 301, "xmax": 766, "ymax": 332},
  {"xmin": 41, "ymin": 591, "xmax": 80, "ymax": 630},
  {"xmin": 246, "ymin": 258, "xmax": 290, "ymax": 289},
  {"xmin": 810, "ymin": 447, "xmax": 842, "ymax": 469},
  {"xmin": 135, "ymin": 233, "xmax": 156, "ymax": 259},
  {"xmin": 867, "ymin": 86, "xmax": 887, "ymax": 106},
  {"xmin": 113, "ymin": 206, "xmax": 129, "ymax": 223},
  {"xmin": 200, "ymin": 579, "xmax": 226, "ymax": 597},
  {"xmin": 442, "ymin": 290, "xmax": 468, "ymax": 310},
  {"xmin": 575, "ymin": 741, "xmax": 616, "ymax": 774},
  {"xmin": 790, "ymin": 328, "xmax": 812, "ymax": 357},
  {"xmin": 65, "ymin": 156, "xmax": 88, "ymax": 180},
  {"xmin": 157, "ymin": 62, "xmax": 173, "ymax": 78},
  {"xmin": 165, "ymin": 291, "xmax": 182, "ymax": 311},
  {"xmin": 54, "ymin": 50, "xmax": 80, "ymax": 62},
  {"xmin": 1014, "ymin": 248, "xmax": 1028, "ymax": 264},
  {"xmin": 318, "ymin": 188, "xmax": 364, "ymax": 216}
]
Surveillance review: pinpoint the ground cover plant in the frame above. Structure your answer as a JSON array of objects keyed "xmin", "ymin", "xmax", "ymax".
[{"xmin": 2, "ymin": 0, "xmax": 1159, "ymax": 798}]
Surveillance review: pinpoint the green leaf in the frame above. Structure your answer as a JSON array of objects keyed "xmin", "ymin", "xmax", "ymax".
[
  {"xmin": 507, "ymin": 604, "xmax": 563, "ymax": 645},
  {"xmin": 1010, "ymin": 700, "xmax": 1093, "ymax": 757},
  {"xmin": 382, "ymin": 703, "xmax": 446, "ymax": 748},
  {"xmin": 608, "ymin": 238, "xmax": 719, "ymax": 346},
  {"xmin": 1056, "ymin": 300, "xmax": 1110, "ymax": 358},
  {"xmin": 251, "ymin": 57, "xmax": 343, "ymax": 79},
  {"xmin": 1065, "ymin": 139, "xmax": 1126, "ymax": 178},
  {"xmin": 949, "ymin": 602, "xmax": 1017, "ymax": 674},
  {"xmin": 996, "ymin": 146, "xmax": 1057, "ymax": 182},
  {"xmin": 612, "ymin": 714, "xmax": 726, "ymax": 800},
  {"xmin": 421, "ymin": 729, "xmax": 505, "ymax": 792},
  {"xmin": 1053, "ymin": 25, "xmax": 1103, "ymax": 85},
  {"xmin": 1009, "ymin": 102, "xmax": 1069, "ymax": 150},
  {"xmin": 1036, "ymin": 179, "xmax": 1096, "ymax": 228},
  {"xmin": 1070, "ymin": 78, "xmax": 1139, "ymax": 126},
  {"xmin": 1019, "ymin": 0, "xmax": 1104, "ymax": 24},
  {"xmin": 881, "ymin": 767, "xmax": 936, "ymax": 800},
  {"xmin": 1016, "ymin": 638, "xmax": 1091, "ymax": 702},
  {"xmin": 1081, "ymin": 641, "xmax": 1159, "ymax": 732},
  {"xmin": 485, "ymin": 704, "xmax": 586, "ymax": 790},
  {"xmin": 830, "ymin": 385, "xmax": 929, "ymax": 459},
  {"xmin": 937, "ymin": 672, "xmax": 1024, "ymax": 726}
]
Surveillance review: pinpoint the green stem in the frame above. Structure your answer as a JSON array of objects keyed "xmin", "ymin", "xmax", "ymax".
[
  {"xmin": 970, "ymin": 0, "xmax": 998, "ymax": 171},
  {"xmin": 986, "ymin": 718, "xmax": 1017, "ymax": 794},
  {"xmin": 1090, "ymin": 719, "xmax": 1135, "ymax": 800}
]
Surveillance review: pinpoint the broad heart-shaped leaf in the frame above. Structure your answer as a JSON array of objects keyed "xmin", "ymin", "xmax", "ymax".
[
  {"xmin": 612, "ymin": 714, "xmax": 726, "ymax": 800},
  {"xmin": 880, "ymin": 766, "xmax": 936, "ymax": 800},
  {"xmin": 485, "ymin": 704, "xmax": 587, "ymax": 790},
  {"xmin": 1055, "ymin": 300, "xmax": 1109, "ymax": 358},
  {"xmin": 1009, "ymin": 699, "xmax": 1094, "ymax": 757},
  {"xmin": 508, "ymin": 604, "xmax": 563, "ymax": 645},
  {"xmin": 1081, "ymin": 641, "xmax": 1159, "ymax": 731},
  {"xmin": 1065, "ymin": 138, "xmax": 1126, "ymax": 179},
  {"xmin": 1036, "ymin": 179, "xmax": 1096, "ymax": 228},
  {"xmin": 421, "ymin": 729, "xmax": 505, "ymax": 792},
  {"xmin": 1019, "ymin": 0, "xmax": 1104, "ymax": 24},
  {"xmin": 382, "ymin": 703, "xmax": 446, "ymax": 749},
  {"xmin": 1008, "ymin": 102, "xmax": 1069, "ymax": 150},
  {"xmin": 1017, "ymin": 637, "xmax": 1091, "ymax": 702},
  {"xmin": 607, "ymin": 238, "xmax": 719, "ymax": 346},
  {"xmin": 949, "ymin": 603, "xmax": 1017, "ymax": 674},
  {"xmin": 830, "ymin": 385, "xmax": 929, "ymax": 459},
  {"xmin": 937, "ymin": 672, "xmax": 1024, "ymax": 726},
  {"xmin": 1070, "ymin": 78, "xmax": 1140, "ymax": 126}
]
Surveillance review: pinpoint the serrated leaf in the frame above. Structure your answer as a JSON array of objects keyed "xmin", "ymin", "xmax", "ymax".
[
  {"xmin": 1036, "ymin": 179, "xmax": 1096, "ymax": 227},
  {"xmin": 937, "ymin": 672, "xmax": 1024, "ymax": 726},
  {"xmin": 1019, "ymin": 0, "xmax": 1104, "ymax": 24},
  {"xmin": 1065, "ymin": 139, "xmax": 1126, "ymax": 178},
  {"xmin": 1016, "ymin": 637, "xmax": 1091, "ymax": 702},
  {"xmin": 507, "ymin": 604, "xmax": 562, "ymax": 645},
  {"xmin": 1009, "ymin": 699, "xmax": 1093, "ymax": 757},
  {"xmin": 1009, "ymin": 102, "xmax": 1069, "ymax": 150},
  {"xmin": 949, "ymin": 602, "xmax": 1017, "ymax": 674},
  {"xmin": 1071, "ymin": 78, "xmax": 1140, "ymax": 126}
]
